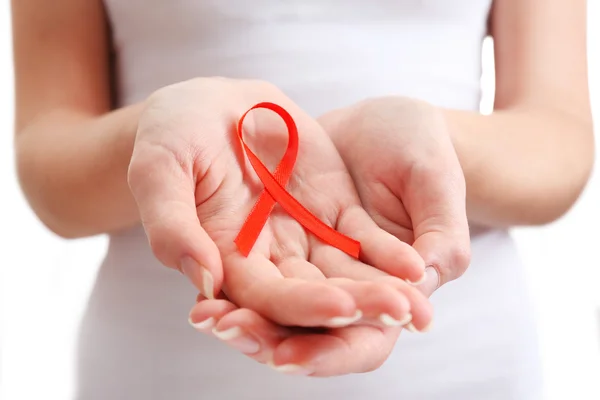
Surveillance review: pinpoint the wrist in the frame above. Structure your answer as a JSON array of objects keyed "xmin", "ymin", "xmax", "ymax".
[
  {"xmin": 441, "ymin": 109, "xmax": 507, "ymax": 226},
  {"xmin": 441, "ymin": 109, "xmax": 480, "ymax": 185}
]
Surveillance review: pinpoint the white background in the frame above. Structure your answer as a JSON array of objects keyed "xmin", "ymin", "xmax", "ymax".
[{"xmin": 1, "ymin": 3, "xmax": 600, "ymax": 400}]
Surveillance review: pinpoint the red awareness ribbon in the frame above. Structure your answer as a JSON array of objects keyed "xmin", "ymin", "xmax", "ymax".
[{"xmin": 234, "ymin": 102, "xmax": 361, "ymax": 258}]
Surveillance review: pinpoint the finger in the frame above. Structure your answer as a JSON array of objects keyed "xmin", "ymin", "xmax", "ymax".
[
  {"xmin": 310, "ymin": 247, "xmax": 433, "ymax": 329},
  {"xmin": 212, "ymin": 308, "xmax": 293, "ymax": 363},
  {"xmin": 336, "ymin": 205, "xmax": 427, "ymax": 283},
  {"xmin": 128, "ymin": 142, "xmax": 223, "ymax": 298},
  {"xmin": 407, "ymin": 166, "xmax": 471, "ymax": 287},
  {"xmin": 192, "ymin": 303, "xmax": 404, "ymax": 376},
  {"xmin": 276, "ymin": 256, "xmax": 326, "ymax": 280},
  {"xmin": 375, "ymin": 276, "xmax": 434, "ymax": 332},
  {"xmin": 412, "ymin": 231, "xmax": 470, "ymax": 287},
  {"xmin": 271, "ymin": 325, "xmax": 401, "ymax": 376},
  {"xmin": 196, "ymin": 291, "xmax": 230, "ymax": 303},
  {"xmin": 310, "ymin": 243, "xmax": 388, "ymax": 280},
  {"xmin": 224, "ymin": 253, "xmax": 360, "ymax": 327},
  {"xmin": 326, "ymin": 278, "xmax": 412, "ymax": 328},
  {"xmin": 275, "ymin": 258, "xmax": 414, "ymax": 328},
  {"xmin": 415, "ymin": 265, "xmax": 441, "ymax": 298},
  {"xmin": 188, "ymin": 299, "xmax": 238, "ymax": 332}
]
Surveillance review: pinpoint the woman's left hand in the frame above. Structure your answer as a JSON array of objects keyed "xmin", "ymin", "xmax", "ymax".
[{"xmin": 321, "ymin": 97, "xmax": 471, "ymax": 293}]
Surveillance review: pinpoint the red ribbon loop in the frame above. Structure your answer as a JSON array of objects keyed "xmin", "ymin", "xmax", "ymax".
[{"xmin": 234, "ymin": 102, "xmax": 361, "ymax": 258}]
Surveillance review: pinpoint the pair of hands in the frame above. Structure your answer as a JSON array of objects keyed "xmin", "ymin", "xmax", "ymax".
[{"xmin": 127, "ymin": 78, "xmax": 470, "ymax": 376}]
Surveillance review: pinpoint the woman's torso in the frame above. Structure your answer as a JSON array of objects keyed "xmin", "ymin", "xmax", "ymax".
[
  {"xmin": 108, "ymin": 0, "xmax": 489, "ymax": 113},
  {"xmin": 75, "ymin": 1, "xmax": 544, "ymax": 399}
]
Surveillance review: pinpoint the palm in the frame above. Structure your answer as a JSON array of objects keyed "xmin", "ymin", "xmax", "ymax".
[
  {"xmin": 131, "ymin": 81, "xmax": 436, "ymax": 375},
  {"xmin": 186, "ymin": 94, "xmax": 468, "ymax": 377},
  {"xmin": 322, "ymin": 97, "xmax": 470, "ymax": 288},
  {"xmin": 353, "ymin": 167, "xmax": 415, "ymax": 244},
  {"xmin": 193, "ymin": 104, "xmax": 429, "ymax": 327}
]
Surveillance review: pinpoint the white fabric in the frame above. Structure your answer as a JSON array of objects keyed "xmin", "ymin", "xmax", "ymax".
[{"xmin": 76, "ymin": 1, "xmax": 544, "ymax": 398}]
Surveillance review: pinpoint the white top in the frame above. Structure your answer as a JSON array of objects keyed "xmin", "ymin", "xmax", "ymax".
[{"xmin": 76, "ymin": 1, "xmax": 544, "ymax": 398}]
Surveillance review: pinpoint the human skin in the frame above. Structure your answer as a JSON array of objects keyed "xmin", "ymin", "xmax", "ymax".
[
  {"xmin": 187, "ymin": 0, "xmax": 594, "ymax": 375},
  {"xmin": 11, "ymin": 0, "xmax": 593, "ymax": 377}
]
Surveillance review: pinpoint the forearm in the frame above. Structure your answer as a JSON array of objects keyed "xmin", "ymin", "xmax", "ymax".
[
  {"xmin": 446, "ymin": 107, "xmax": 594, "ymax": 227},
  {"xmin": 15, "ymin": 103, "xmax": 144, "ymax": 238}
]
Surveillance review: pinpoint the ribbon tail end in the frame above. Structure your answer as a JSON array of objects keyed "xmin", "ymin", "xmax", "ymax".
[{"xmin": 234, "ymin": 236, "xmax": 253, "ymax": 258}]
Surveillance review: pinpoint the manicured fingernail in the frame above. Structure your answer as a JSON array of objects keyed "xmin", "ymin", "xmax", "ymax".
[
  {"xmin": 379, "ymin": 313, "xmax": 413, "ymax": 327},
  {"xmin": 180, "ymin": 257, "xmax": 214, "ymax": 299},
  {"xmin": 325, "ymin": 310, "xmax": 363, "ymax": 327},
  {"xmin": 188, "ymin": 317, "xmax": 216, "ymax": 331},
  {"xmin": 405, "ymin": 320, "xmax": 432, "ymax": 333},
  {"xmin": 267, "ymin": 360, "xmax": 312, "ymax": 376},
  {"xmin": 418, "ymin": 266, "xmax": 440, "ymax": 296},
  {"xmin": 212, "ymin": 327, "xmax": 260, "ymax": 354},
  {"xmin": 420, "ymin": 320, "xmax": 433, "ymax": 332},
  {"xmin": 201, "ymin": 268, "xmax": 215, "ymax": 299},
  {"xmin": 407, "ymin": 270, "xmax": 428, "ymax": 286}
]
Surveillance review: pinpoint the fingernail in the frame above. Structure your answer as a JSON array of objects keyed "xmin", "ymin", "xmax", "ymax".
[
  {"xmin": 325, "ymin": 310, "xmax": 363, "ymax": 328},
  {"xmin": 421, "ymin": 320, "xmax": 433, "ymax": 332},
  {"xmin": 212, "ymin": 326, "xmax": 260, "ymax": 354},
  {"xmin": 379, "ymin": 313, "xmax": 413, "ymax": 327},
  {"xmin": 418, "ymin": 266, "xmax": 440, "ymax": 296},
  {"xmin": 405, "ymin": 320, "xmax": 432, "ymax": 333},
  {"xmin": 267, "ymin": 360, "xmax": 313, "ymax": 376},
  {"xmin": 406, "ymin": 270, "xmax": 428, "ymax": 286},
  {"xmin": 188, "ymin": 317, "xmax": 216, "ymax": 331},
  {"xmin": 180, "ymin": 257, "xmax": 214, "ymax": 299}
]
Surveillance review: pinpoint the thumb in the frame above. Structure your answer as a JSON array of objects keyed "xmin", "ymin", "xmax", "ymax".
[
  {"xmin": 407, "ymin": 169, "xmax": 471, "ymax": 294},
  {"xmin": 415, "ymin": 265, "xmax": 441, "ymax": 297},
  {"xmin": 128, "ymin": 144, "xmax": 223, "ymax": 299},
  {"xmin": 412, "ymin": 227, "xmax": 471, "ymax": 297}
]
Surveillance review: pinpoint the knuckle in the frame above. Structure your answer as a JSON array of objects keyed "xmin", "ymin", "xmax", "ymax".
[
  {"xmin": 454, "ymin": 243, "xmax": 472, "ymax": 270},
  {"xmin": 146, "ymin": 231, "xmax": 172, "ymax": 268},
  {"xmin": 142, "ymin": 200, "xmax": 197, "ymax": 270},
  {"xmin": 447, "ymin": 243, "xmax": 472, "ymax": 280},
  {"xmin": 144, "ymin": 221, "xmax": 180, "ymax": 269},
  {"xmin": 194, "ymin": 76, "xmax": 238, "ymax": 95},
  {"xmin": 147, "ymin": 77, "xmax": 234, "ymax": 111},
  {"xmin": 183, "ymin": 76, "xmax": 230, "ymax": 90},
  {"xmin": 127, "ymin": 155, "xmax": 154, "ymax": 195},
  {"xmin": 376, "ymin": 276, "xmax": 410, "ymax": 291},
  {"xmin": 144, "ymin": 222, "xmax": 170, "ymax": 258},
  {"xmin": 240, "ymin": 79, "xmax": 287, "ymax": 102},
  {"xmin": 249, "ymin": 79, "xmax": 281, "ymax": 94},
  {"xmin": 127, "ymin": 148, "xmax": 153, "ymax": 180}
]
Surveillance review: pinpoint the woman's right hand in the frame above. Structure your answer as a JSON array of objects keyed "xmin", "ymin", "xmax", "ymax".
[
  {"xmin": 188, "ymin": 293, "xmax": 424, "ymax": 377},
  {"xmin": 128, "ymin": 77, "xmax": 433, "ymax": 329}
]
